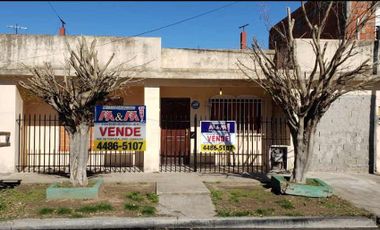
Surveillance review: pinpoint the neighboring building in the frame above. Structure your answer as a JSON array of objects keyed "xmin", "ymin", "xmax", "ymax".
[
  {"xmin": 269, "ymin": 1, "xmax": 380, "ymax": 174},
  {"xmin": 269, "ymin": 1, "xmax": 377, "ymax": 48}
]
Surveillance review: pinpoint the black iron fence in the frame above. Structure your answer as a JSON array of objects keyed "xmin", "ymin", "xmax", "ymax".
[
  {"xmin": 16, "ymin": 110, "xmax": 290, "ymax": 175},
  {"xmin": 159, "ymin": 114, "xmax": 290, "ymax": 173},
  {"xmin": 16, "ymin": 114, "xmax": 143, "ymax": 174}
]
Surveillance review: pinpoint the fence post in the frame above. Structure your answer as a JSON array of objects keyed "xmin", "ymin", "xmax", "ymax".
[
  {"xmin": 17, "ymin": 114, "xmax": 21, "ymax": 171},
  {"xmin": 194, "ymin": 114, "xmax": 197, "ymax": 172}
]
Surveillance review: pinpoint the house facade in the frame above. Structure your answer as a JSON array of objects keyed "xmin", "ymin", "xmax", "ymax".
[
  {"xmin": 0, "ymin": 1, "xmax": 379, "ymax": 176},
  {"xmin": 0, "ymin": 34, "xmax": 292, "ymax": 175}
]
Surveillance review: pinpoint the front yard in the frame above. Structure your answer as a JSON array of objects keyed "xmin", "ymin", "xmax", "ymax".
[
  {"xmin": 205, "ymin": 181, "xmax": 372, "ymax": 217},
  {"xmin": 0, "ymin": 182, "xmax": 159, "ymax": 220}
]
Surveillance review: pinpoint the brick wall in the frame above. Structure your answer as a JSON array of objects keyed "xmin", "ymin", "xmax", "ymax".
[{"xmin": 269, "ymin": 1, "xmax": 375, "ymax": 49}]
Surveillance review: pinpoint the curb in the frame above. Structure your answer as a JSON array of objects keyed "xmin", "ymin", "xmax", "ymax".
[{"xmin": 0, "ymin": 216, "xmax": 377, "ymax": 229}]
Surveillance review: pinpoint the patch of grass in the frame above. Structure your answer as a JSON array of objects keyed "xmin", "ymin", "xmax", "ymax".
[
  {"xmin": 141, "ymin": 206, "xmax": 156, "ymax": 216},
  {"xmin": 229, "ymin": 196, "xmax": 240, "ymax": 203},
  {"xmin": 38, "ymin": 207, "xmax": 55, "ymax": 215},
  {"xmin": 0, "ymin": 202, "xmax": 6, "ymax": 211},
  {"xmin": 56, "ymin": 207, "xmax": 72, "ymax": 215},
  {"xmin": 70, "ymin": 213, "xmax": 84, "ymax": 218},
  {"xmin": 124, "ymin": 203, "xmax": 140, "ymax": 211},
  {"xmin": 255, "ymin": 208, "xmax": 275, "ymax": 216},
  {"xmin": 205, "ymin": 182, "xmax": 371, "ymax": 218},
  {"xmin": 76, "ymin": 202, "xmax": 113, "ymax": 213},
  {"xmin": 233, "ymin": 211, "xmax": 251, "ymax": 216},
  {"xmin": 146, "ymin": 193, "xmax": 159, "ymax": 203},
  {"xmin": 126, "ymin": 192, "xmax": 144, "ymax": 202},
  {"xmin": 230, "ymin": 189, "xmax": 250, "ymax": 198},
  {"xmin": 285, "ymin": 211, "xmax": 304, "ymax": 216},
  {"xmin": 217, "ymin": 209, "xmax": 231, "ymax": 217},
  {"xmin": 276, "ymin": 199, "xmax": 295, "ymax": 209},
  {"xmin": 211, "ymin": 190, "xmax": 223, "ymax": 201},
  {"xmin": 218, "ymin": 210, "xmax": 252, "ymax": 217},
  {"xmin": 324, "ymin": 202, "xmax": 338, "ymax": 209},
  {"xmin": 0, "ymin": 183, "xmax": 158, "ymax": 220}
]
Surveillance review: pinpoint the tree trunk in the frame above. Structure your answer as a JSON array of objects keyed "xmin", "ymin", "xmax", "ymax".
[
  {"xmin": 69, "ymin": 123, "xmax": 89, "ymax": 187},
  {"xmin": 291, "ymin": 117, "xmax": 317, "ymax": 184}
]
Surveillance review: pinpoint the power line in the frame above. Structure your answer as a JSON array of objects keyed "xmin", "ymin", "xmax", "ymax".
[
  {"xmin": 0, "ymin": 2, "xmax": 239, "ymax": 66},
  {"xmin": 98, "ymin": 1, "xmax": 239, "ymax": 46},
  {"xmin": 48, "ymin": 1, "xmax": 66, "ymax": 25},
  {"xmin": 134, "ymin": 2, "xmax": 238, "ymax": 37}
]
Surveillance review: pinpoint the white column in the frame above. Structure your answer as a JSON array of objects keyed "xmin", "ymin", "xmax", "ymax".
[
  {"xmin": 0, "ymin": 85, "xmax": 23, "ymax": 173},
  {"xmin": 143, "ymin": 86, "xmax": 160, "ymax": 172}
]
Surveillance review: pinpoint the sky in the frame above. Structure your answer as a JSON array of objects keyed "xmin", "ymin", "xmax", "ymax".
[{"xmin": 0, "ymin": 1, "xmax": 301, "ymax": 49}]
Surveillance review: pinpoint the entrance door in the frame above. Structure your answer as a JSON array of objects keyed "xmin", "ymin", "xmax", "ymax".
[{"xmin": 160, "ymin": 98, "xmax": 191, "ymax": 166}]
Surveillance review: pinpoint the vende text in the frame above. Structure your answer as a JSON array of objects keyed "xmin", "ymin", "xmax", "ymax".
[
  {"xmin": 207, "ymin": 135, "xmax": 230, "ymax": 142},
  {"xmin": 99, "ymin": 126, "xmax": 141, "ymax": 137}
]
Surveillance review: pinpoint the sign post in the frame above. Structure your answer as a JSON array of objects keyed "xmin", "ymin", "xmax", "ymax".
[
  {"xmin": 93, "ymin": 105, "xmax": 146, "ymax": 151},
  {"xmin": 200, "ymin": 120, "xmax": 236, "ymax": 152}
]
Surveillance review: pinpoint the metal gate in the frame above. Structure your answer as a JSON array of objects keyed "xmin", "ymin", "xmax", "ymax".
[{"xmin": 160, "ymin": 98, "xmax": 290, "ymax": 173}]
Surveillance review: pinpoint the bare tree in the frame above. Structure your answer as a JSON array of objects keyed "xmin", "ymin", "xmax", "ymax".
[
  {"xmin": 239, "ymin": 1, "xmax": 378, "ymax": 183},
  {"xmin": 20, "ymin": 37, "xmax": 136, "ymax": 186}
]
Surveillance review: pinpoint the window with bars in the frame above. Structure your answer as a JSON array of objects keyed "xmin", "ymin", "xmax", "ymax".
[{"xmin": 209, "ymin": 98, "xmax": 262, "ymax": 132}]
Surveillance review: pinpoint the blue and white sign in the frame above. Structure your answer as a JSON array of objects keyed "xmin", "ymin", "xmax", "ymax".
[{"xmin": 200, "ymin": 120, "xmax": 236, "ymax": 152}]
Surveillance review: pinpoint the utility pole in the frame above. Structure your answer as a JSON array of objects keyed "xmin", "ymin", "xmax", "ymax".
[{"xmin": 6, "ymin": 24, "xmax": 28, "ymax": 34}]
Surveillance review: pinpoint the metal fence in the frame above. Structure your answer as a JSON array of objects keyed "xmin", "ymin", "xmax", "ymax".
[
  {"xmin": 16, "ymin": 107, "xmax": 290, "ymax": 175},
  {"xmin": 159, "ymin": 114, "xmax": 290, "ymax": 173},
  {"xmin": 16, "ymin": 114, "xmax": 143, "ymax": 174}
]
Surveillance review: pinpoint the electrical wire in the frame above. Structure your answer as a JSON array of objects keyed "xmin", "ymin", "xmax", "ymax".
[
  {"xmin": 48, "ymin": 1, "xmax": 65, "ymax": 24},
  {"xmin": 98, "ymin": 1, "xmax": 239, "ymax": 46},
  {"xmin": 0, "ymin": 1, "xmax": 238, "ymax": 66}
]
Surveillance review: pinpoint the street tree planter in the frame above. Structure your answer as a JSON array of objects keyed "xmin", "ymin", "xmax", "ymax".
[
  {"xmin": 271, "ymin": 175, "xmax": 333, "ymax": 198},
  {"xmin": 46, "ymin": 178, "xmax": 103, "ymax": 200}
]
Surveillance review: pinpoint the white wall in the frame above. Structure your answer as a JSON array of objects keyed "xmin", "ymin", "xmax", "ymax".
[
  {"xmin": 295, "ymin": 39, "xmax": 373, "ymax": 73},
  {"xmin": 0, "ymin": 85, "xmax": 23, "ymax": 173},
  {"xmin": 143, "ymin": 85, "xmax": 160, "ymax": 172}
]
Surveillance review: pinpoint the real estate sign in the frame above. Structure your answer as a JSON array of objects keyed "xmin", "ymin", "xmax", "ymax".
[
  {"xmin": 200, "ymin": 120, "xmax": 236, "ymax": 153},
  {"xmin": 93, "ymin": 105, "xmax": 146, "ymax": 151}
]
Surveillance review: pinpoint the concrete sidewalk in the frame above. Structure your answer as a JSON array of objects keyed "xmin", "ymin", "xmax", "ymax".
[{"xmin": 307, "ymin": 172, "xmax": 380, "ymax": 220}]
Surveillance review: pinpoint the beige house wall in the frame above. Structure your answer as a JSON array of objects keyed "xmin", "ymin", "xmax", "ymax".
[{"xmin": 0, "ymin": 85, "xmax": 23, "ymax": 173}]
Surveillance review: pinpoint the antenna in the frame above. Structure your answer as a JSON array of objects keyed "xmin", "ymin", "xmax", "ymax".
[
  {"xmin": 59, "ymin": 18, "xmax": 66, "ymax": 27},
  {"xmin": 239, "ymin": 24, "xmax": 249, "ymax": 31},
  {"xmin": 7, "ymin": 24, "xmax": 27, "ymax": 34}
]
